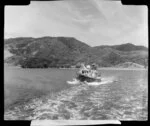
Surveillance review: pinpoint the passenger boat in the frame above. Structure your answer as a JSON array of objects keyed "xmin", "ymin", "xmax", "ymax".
[{"xmin": 76, "ymin": 64, "xmax": 101, "ymax": 82}]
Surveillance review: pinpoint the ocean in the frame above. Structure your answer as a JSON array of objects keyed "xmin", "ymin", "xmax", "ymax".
[{"xmin": 4, "ymin": 66, "xmax": 148, "ymax": 120}]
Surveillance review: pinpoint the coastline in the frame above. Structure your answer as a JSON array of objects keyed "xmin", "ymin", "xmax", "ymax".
[
  {"xmin": 98, "ymin": 67, "xmax": 148, "ymax": 71},
  {"xmin": 4, "ymin": 64, "xmax": 148, "ymax": 71}
]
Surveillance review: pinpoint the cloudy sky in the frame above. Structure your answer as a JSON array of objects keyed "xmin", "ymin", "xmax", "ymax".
[{"xmin": 5, "ymin": 0, "xmax": 148, "ymax": 47}]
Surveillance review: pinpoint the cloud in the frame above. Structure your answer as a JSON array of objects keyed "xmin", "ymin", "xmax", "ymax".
[{"xmin": 4, "ymin": 0, "xmax": 148, "ymax": 47}]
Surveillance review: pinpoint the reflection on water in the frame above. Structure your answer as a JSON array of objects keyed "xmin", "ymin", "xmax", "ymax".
[{"xmin": 4, "ymin": 67, "xmax": 148, "ymax": 120}]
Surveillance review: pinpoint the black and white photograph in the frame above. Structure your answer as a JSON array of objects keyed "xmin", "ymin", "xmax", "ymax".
[{"xmin": 4, "ymin": 0, "xmax": 148, "ymax": 121}]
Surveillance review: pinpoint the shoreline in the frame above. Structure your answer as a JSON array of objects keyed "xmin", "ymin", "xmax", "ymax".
[
  {"xmin": 98, "ymin": 67, "xmax": 148, "ymax": 71},
  {"xmin": 4, "ymin": 65, "xmax": 148, "ymax": 71}
]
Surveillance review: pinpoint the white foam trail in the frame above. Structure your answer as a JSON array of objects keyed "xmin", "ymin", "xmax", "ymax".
[
  {"xmin": 86, "ymin": 77, "xmax": 117, "ymax": 86},
  {"xmin": 67, "ymin": 77, "xmax": 117, "ymax": 86},
  {"xmin": 67, "ymin": 78, "xmax": 80, "ymax": 85}
]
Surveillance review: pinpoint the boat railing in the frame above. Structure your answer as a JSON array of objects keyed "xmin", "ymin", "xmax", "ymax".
[{"xmin": 77, "ymin": 69, "xmax": 100, "ymax": 79}]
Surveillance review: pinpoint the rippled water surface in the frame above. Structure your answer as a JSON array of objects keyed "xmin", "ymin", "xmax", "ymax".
[{"xmin": 4, "ymin": 66, "xmax": 148, "ymax": 120}]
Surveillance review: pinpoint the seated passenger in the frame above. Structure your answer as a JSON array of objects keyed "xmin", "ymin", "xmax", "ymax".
[
  {"xmin": 86, "ymin": 65, "xmax": 91, "ymax": 70},
  {"xmin": 78, "ymin": 64, "xmax": 87, "ymax": 75}
]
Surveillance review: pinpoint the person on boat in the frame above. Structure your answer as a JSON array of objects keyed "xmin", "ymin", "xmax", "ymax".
[
  {"xmin": 91, "ymin": 64, "xmax": 98, "ymax": 78},
  {"xmin": 86, "ymin": 65, "xmax": 91, "ymax": 69},
  {"xmin": 79, "ymin": 63, "xmax": 88, "ymax": 75},
  {"xmin": 86, "ymin": 65, "xmax": 92, "ymax": 77}
]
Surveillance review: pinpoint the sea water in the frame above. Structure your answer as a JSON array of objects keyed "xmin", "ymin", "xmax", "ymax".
[{"xmin": 4, "ymin": 66, "xmax": 148, "ymax": 120}]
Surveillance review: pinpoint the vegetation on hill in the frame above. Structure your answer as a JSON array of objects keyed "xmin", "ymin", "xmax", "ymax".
[
  {"xmin": 4, "ymin": 37, "xmax": 148, "ymax": 68},
  {"xmin": 94, "ymin": 43, "xmax": 148, "ymax": 51},
  {"xmin": 115, "ymin": 62, "xmax": 145, "ymax": 68}
]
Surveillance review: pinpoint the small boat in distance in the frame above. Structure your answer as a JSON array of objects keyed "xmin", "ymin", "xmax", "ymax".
[{"xmin": 76, "ymin": 63, "xmax": 101, "ymax": 83}]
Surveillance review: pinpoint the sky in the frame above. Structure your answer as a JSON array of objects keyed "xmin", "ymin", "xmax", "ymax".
[{"xmin": 5, "ymin": 0, "xmax": 148, "ymax": 47}]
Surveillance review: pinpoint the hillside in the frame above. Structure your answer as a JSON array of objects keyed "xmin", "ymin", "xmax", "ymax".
[
  {"xmin": 4, "ymin": 37, "xmax": 148, "ymax": 68},
  {"xmin": 94, "ymin": 43, "xmax": 148, "ymax": 51},
  {"xmin": 115, "ymin": 62, "xmax": 145, "ymax": 68}
]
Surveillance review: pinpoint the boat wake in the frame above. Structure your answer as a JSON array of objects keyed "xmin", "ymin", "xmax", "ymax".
[
  {"xmin": 67, "ymin": 77, "xmax": 117, "ymax": 86},
  {"xmin": 67, "ymin": 78, "xmax": 80, "ymax": 85},
  {"xmin": 86, "ymin": 77, "xmax": 116, "ymax": 86}
]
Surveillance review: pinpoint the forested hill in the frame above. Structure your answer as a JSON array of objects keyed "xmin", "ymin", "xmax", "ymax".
[{"xmin": 4, "ymin": 37, "xmax": 148, "ymax": 68}]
